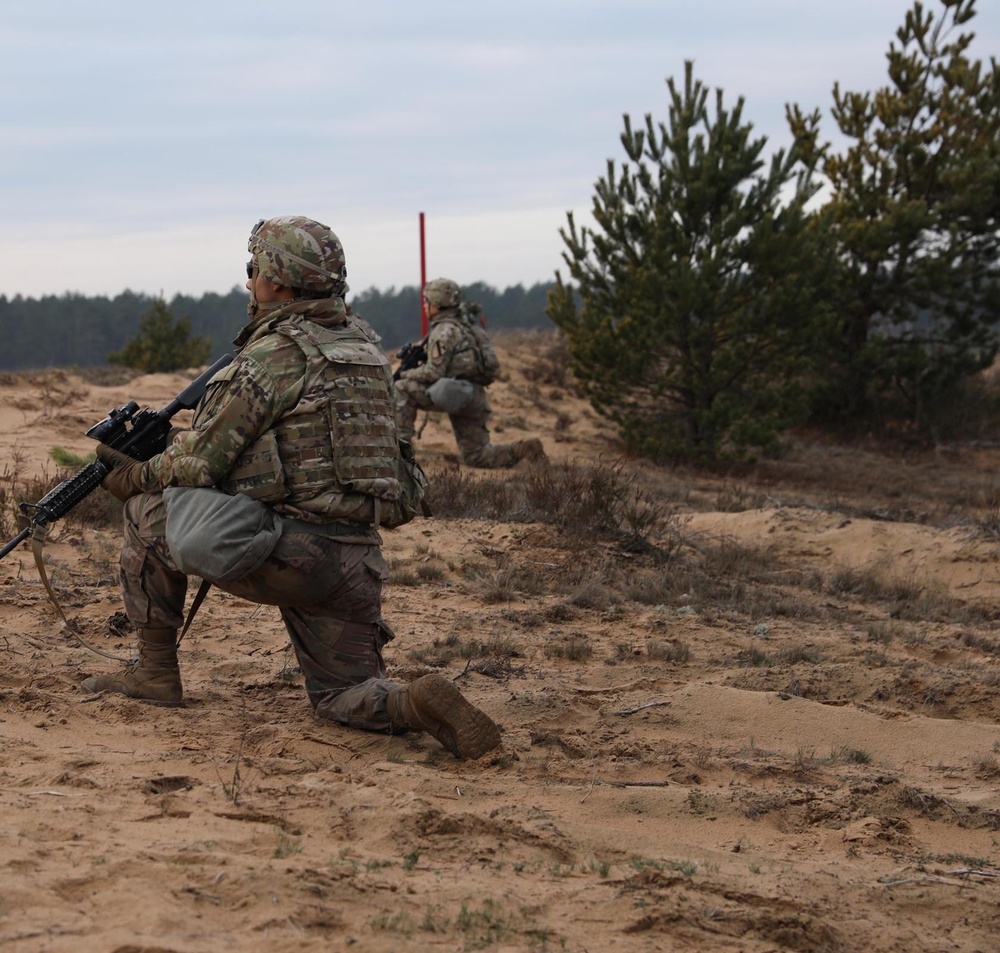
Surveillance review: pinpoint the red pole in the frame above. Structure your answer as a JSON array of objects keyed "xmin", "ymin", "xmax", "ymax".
[{"xmin": 419, "ymin": 212, "xmax": 428, "ymax": 337}]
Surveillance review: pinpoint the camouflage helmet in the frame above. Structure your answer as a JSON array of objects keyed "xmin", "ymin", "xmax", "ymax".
[
  {"xmin": 248, "ymin": 216, "xmax": 347, "ymax": 296},
  {"xmin": 423, "ymin": 277, "xmax": 461, "ymax": 309}
]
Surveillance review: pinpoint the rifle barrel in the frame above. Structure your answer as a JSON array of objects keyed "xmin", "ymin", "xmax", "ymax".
[{"xmin": 0, "ymin": 527, "xmax": 31, "ymax": 560}]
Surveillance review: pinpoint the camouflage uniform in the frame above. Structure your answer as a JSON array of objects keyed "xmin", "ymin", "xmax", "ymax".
[
  {"xmin": 83, "ymin": 221, "xmax": 503, "ymax": 758},
  {"xmin": 395, "ymin": 278, "xmax": 545, "ymax": 468},
  {"xmin": 119, "ymin": 292, "xmax": 401, "ymax": 728},
  {"xmin": 119, "ymin": 490, "xmax": 393, "ymax": 727}
]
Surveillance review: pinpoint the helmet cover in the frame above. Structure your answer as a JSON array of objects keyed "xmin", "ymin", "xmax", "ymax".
[
  {"xmin": 248, "ymin": 216, "xmax": 347, "ymax": 296},
  {"xmin": 423, "ymin": 277, "xmax": 461, "ymax": 309}
]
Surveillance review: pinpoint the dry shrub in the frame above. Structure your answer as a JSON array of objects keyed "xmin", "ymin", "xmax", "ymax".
[
  {"xmin": 521, "ymin": 332, "xmax": 572, "ymax": 388},
  {"xmin": 622, "ymin": 567, "xmax": 688, "ymax": 605},
  {"xmin": 714, "ymin": 483, "xmax": 769, "ymax": 513},
  {"xmin": 16, "ymin": 373, "xmax": 93, "ymax": 420},
  {"xmin": 425, "ymin": 458, "xmax": 683, "ymax": 559},
  {"xmin": 463, "ymin": 557, "xmax": 548, "ymax": 603},
  {"xmin": 867, "ymin": 621, "xmax": 898, "ymax": 645},
  {"xmin": 961, "ymin": 631, "xmax": 1000, "ymax": 656},
  {"xmin": 463, "ymin": 634, "xmax": 521, "ymax": 661},
  {"xmin": 388, "ymin": 562, "xmax": 421, "ymax": 586},
  {"xmin": 565, "ymin": 577, "xmax": 613, "ymax": 610},
  {"xmin": 544, "ymin": 635, "xmax": 593, "ymax": 661},
  {"xmin": 498, "ymin": 608, "xmax": 544, "ymax": 629},
  {"xmin": 544, "ymin": 604, "xmax": 575, "ymax": 623},
  {"xmin": 0, "ymin": 448, "xmax": 31, "ymax": 539},
  {"xmin": 424, "ymin": 464, "xmax": 523, "ymax": 520},
  {"xmin": 646, "ymin": 640, "xmax": 691, "ymax": 663},
  {"xmin": 897, "ymin": 785, "xmax": 953, "ymax": 819},
  {"xmin": 777, "ymin": 644, "xmax": 823, "ymax": 664},
  {"xmin": 525, "ymin": 460, "xmax": 671, "ymax": 545},
  {"xmin": 408, "ymin": 632, "xmax": 521, "ymax": 668},
  {"xmin": 967, "ymin": 496, "xmax": 1000, "ymax": 542},
  {"xmin": 825, "ymin": 564, "xmax": 991, "ymax": 624},
  {"xmin": 544, "ymin": 530, "xmax": 809, "ymax": 623},
  {"xmin": 415, "ymin": 562, "xmax": 446, "ymax": 582},
  {"xmin": 675, "ymin": 539, "xmax": 807, "ymax": 620},
  {"xmin": 972, "ymin": 754, "xmax": 1000, "ymax": 780},
  {"xmin": 698, "ymin": 539, "xmax": 783, "ymax": 578},
  {"xmin": 735, "ymin": 644, "xmax": 774, "ymax": 668},
  {"xmin": 827, "ymin": 564, "xmax": 925, "ymax": 602}
]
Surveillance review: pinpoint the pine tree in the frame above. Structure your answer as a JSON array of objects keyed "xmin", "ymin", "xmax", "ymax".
[
  {"xmin": 788, "ymin": 0, "xmax": 1000, "ymax": 432},
  {"xmin": 108, "ymin": 298, "xmax": 211, "ymax": 373},
  {"xmin": 549, "ymin": 61, "xmax": 838, "ymax": 463}
]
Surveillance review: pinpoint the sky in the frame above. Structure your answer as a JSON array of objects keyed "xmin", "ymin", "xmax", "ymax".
[{"xmin": 2, "ymin": 0, "xmax": 998, "ymax": 301}]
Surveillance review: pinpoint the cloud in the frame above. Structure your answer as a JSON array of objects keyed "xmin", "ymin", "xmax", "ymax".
[{"xmin": 1, "ymin": 0, "xmax": 997, "ymax": 298}]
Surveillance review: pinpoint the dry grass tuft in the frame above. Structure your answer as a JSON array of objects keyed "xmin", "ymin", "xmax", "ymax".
[
  {"xmin": 520, "ymin": 332, "xmax": 573, "ymax": 389},
  {"xmin": 544, "ymin": 635, "xmax": 594, "ymax": 661},
  {"xmin": 0, "ymin": 450, "xmax": 122, "ymax": 541},
  {"xmin": 425, "ymin": 458, "xmax": 684, "ymax": 555},
  {"xmin": 646, "ymin": 640, "xmax": 691, "ymax": 664}
]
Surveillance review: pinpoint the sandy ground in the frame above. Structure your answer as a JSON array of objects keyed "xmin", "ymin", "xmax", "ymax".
[{"xmin": 1, "ymin": 331, "xmax": 999, "ymax": 952}]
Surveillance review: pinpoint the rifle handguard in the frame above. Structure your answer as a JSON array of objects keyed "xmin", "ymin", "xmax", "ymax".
[{"xmin": 18, "ymin": 461, "xmax": 111, "ymax": 528}]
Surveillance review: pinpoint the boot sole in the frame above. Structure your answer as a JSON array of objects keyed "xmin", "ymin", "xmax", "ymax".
[
  {"xmin": 410, "ymin": 675, "xmax": 501, "ymax": 760},
  {"xmin": 81, "ymin": 687, "xmax": 185, "ymax": 708},
  {"xmin": 80, "ymin": 677, "xmax": 184, "ymax": 708},
  {"xmin": 138, "ymin": 697, "xmax": 185, "ymax": 708}
]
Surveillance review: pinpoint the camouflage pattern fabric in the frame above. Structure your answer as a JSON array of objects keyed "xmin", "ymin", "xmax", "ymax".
[
  {"xmin": 222, "ymin": 314, "xmax": 400, "ymax": 518},
  {"xmin": 398, "ymin": 306, "xmax": 490, "ymax": 385},
  {"xmin": 115, "ymin": 293, "xmax": 412, "ymax": 725},
  {"xmin": 147, "ymin": 297, "xmax": 398, "ymax": 525},
  {"xmin": 395, "ymin": 376, "xmax": 522, "ymax": 468},
  {"xmin": 249, "ymin": 216, "xmax": 348, "ymax": 296},
  {"xmin": 422, "ymin": 277, "xmax": 461, "ymax": 308},
  {"xmin": 396, "ymin": 303, "xmax": 525, "ymax": 467},
  {"xmin": 120, "ymin": 493, "xmax": 399, "ymax": 729}
]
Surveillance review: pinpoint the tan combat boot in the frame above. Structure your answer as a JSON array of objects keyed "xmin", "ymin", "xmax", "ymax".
[
  {"xmin": 81, "ymin": 627, "xmax": 183, "ymax": 707},
  {"xmin": 514, "ymin": 438, "xmax": 547, "ymax": 464},
  {"xmin": 387, "ymin": 674, "xmax": 501, "ymax": 760}
]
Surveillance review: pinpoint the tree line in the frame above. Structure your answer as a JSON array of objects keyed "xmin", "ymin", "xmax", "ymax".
[{"xmin": 0, "ymin": 281, "xmax": 555, "ymax": 372}]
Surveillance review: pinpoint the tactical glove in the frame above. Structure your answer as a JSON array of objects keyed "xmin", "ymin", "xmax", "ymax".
[{"xmin": 96, "ymin": 444, "xmax": 149, "ymax": 502}]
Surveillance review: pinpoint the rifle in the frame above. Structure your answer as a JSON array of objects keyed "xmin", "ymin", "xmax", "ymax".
[
  {"xmin": 0, "ymin": 353, "xmax": 235, "ymax": 561},
  {"xmin": 393, "ymin": 338, "xmax": 428, "ymax": 381}
]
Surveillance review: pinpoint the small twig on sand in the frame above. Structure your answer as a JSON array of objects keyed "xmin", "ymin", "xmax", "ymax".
[
  {"xmin": 7, "ymin": 790, "xmax": 88, "ymax": 798},
  {"xmin": 581, "ymin": 776, "xmax": 668, "ymax": 801},
  {"xmin": 879, "ymin": 867, "xmax": 1000, "ymax": 887},
  {"xmin": 947, "ymin": 868, "xmax": 1000, "ymax": 879},
  {"xmin": 608, "ymin": 780, "xmax": 669, "ymax": 788},
  {"xmin": 615, "ymin": 701, "xmax": 672, "ymax": 716},
  {"xmin": 878, "ymin": 876, "xmax": 970, "ymax": 888}
]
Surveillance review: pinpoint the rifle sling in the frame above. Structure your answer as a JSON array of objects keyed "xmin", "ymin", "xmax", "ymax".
[
  {"xmin": 29, "ymin": 523, "xmax": 207, "ymax": 660},
  {"xmin": 30, "ymin": 528, "xmax": 133, "ymax": 663},
  {"xmin": 178, "ymin": 578, "xmax": 212, "ymax": 646}
]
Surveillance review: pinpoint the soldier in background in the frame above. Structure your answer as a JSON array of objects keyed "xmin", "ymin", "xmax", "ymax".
[
  {"xmin": 394, "ymin": 278, "xmax": 547, "ymax": 468},
  {"xmin": 80, "ymin": 218, "xmax": 501, "ymax": 761}
]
